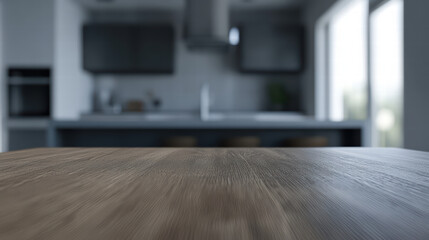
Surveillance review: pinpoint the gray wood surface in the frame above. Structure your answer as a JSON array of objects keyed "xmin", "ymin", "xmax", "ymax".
[{"xmin": 0, "ymin": 148, "xmax": 428, "ymax": 239}]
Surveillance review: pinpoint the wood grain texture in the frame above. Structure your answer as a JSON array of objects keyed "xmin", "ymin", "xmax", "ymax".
[{"xmin": 0, "ymin": 148, "xmax": 429, "ymax": 240}]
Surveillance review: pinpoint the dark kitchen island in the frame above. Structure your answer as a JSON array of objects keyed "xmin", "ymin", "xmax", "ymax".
[{"xmin": 48, "ymin": 119, "xmax": 369, "ymax": 147}]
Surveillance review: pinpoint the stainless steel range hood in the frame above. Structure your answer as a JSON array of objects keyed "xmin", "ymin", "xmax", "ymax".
[{"xmin": 185, "ymin": 0, "xmax": 230, "ymax": 48}]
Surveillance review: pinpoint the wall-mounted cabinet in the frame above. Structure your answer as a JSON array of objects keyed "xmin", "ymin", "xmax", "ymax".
[
  {"xmin": 239, "ymin": 25, "xmax": 304, "ymax": 73},
  {"xmin": 83, "ymin": 24, "xmax": 175, "ymax": 74}
]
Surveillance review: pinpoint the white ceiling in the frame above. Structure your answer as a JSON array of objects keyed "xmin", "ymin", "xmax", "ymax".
[{"xmin": 75, "ymin": 0, "xmax": 306, "ymax": 10}]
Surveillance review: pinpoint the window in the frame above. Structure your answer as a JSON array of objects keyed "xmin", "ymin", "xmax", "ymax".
[
  {"xmin": 316, "ymin": 0, "xmax": 368, "ymax": 122},
  {"xmin": 316, "ymin": 0, "xmax": 404, "ymax": 147},
  {"xmin": 329, "ymin": 0, "xmax": 368, "ymax": 121},
  {"xmin": 370, "ymin": 0, "xmax": 404, "ymax": 147}
]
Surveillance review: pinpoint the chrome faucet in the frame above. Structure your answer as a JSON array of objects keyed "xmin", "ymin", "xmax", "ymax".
[{"xmin": 200, "ymin": 83, "xmax": 210, "ymax": 121}]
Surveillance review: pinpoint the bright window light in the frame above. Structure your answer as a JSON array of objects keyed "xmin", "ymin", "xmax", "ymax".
[
  {"xmin": 329, "ymin": 0, "xmax": 368, "ymax": 121},
  {"xmin": 371, "ymin": 0, "xmax": 403, "ymax": 147}
]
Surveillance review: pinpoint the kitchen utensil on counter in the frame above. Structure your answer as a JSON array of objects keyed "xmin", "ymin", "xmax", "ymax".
[
  {"xmin": 146, "ymin": 90, "xmax": 162, "ymax": 110},
  {"xmin": 93, "ymin": 77, "xmax": 122, "ymax": 114},
  {"xmin": 94, "ymin": 88, "xmax": 122, "ymax": 114}
]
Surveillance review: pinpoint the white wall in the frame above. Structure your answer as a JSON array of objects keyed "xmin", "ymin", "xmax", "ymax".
[
  {"xmin": 3, "ymin": 0, "xmax": 54, "ymax": 67},
  {"xmin": 54, "ymin": 0, "xmax": 93, "ymax": 120},
  {"xmin": 403, "ymin": 0, "xmax": 429, "ymax": 151}
]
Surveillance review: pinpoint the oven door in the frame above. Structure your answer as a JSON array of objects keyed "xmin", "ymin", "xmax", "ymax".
[{"xmin": 9, "ymin": 84, "xmax": 51, "ymax": 117}]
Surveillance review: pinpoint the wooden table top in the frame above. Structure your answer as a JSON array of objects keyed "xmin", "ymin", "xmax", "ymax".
[{"xmin": 0, "ymin": 148, "xmax": 428, "ymax": 240}]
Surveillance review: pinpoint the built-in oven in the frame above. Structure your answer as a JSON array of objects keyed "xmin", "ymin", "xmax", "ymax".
[{"xmin": 8, "ymin": 68, "xmax": 51, "ymax": 117}]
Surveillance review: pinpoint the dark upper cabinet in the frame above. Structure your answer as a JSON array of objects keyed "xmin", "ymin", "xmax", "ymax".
[
  {"xmin": 83, "ymin": 24, "xmax": 175, "ymax": 74},
  {"xmin": 239, "ymin": 25, "xmax": 304, "ymax": 73}
]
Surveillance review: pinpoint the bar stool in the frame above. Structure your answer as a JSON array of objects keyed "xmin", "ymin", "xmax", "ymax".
[
  {"xmin": 222, "ymin": 137, "xmax": 261, "ymax": 148},
  {"xmin": 163, "ymin": 136, "xmax": 198, "ymax": 147},
  {"xmin": 283, "ymin": 136, "xmax": 329, "ymax": 147}
]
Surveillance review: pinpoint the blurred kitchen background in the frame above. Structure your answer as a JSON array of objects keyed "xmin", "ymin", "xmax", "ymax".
[{"xmin": 0, "ymin": 0, "xmax": 423, "ymax": 151}]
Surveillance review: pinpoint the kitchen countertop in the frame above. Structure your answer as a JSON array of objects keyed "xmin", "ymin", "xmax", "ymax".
[
  {"xmin": 51, "ymin": 119, "xmax": 368, "ymax": 130},
  {"xmin": 1, "ymin": 148, "xmax": 428, "ymax": 239}
]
